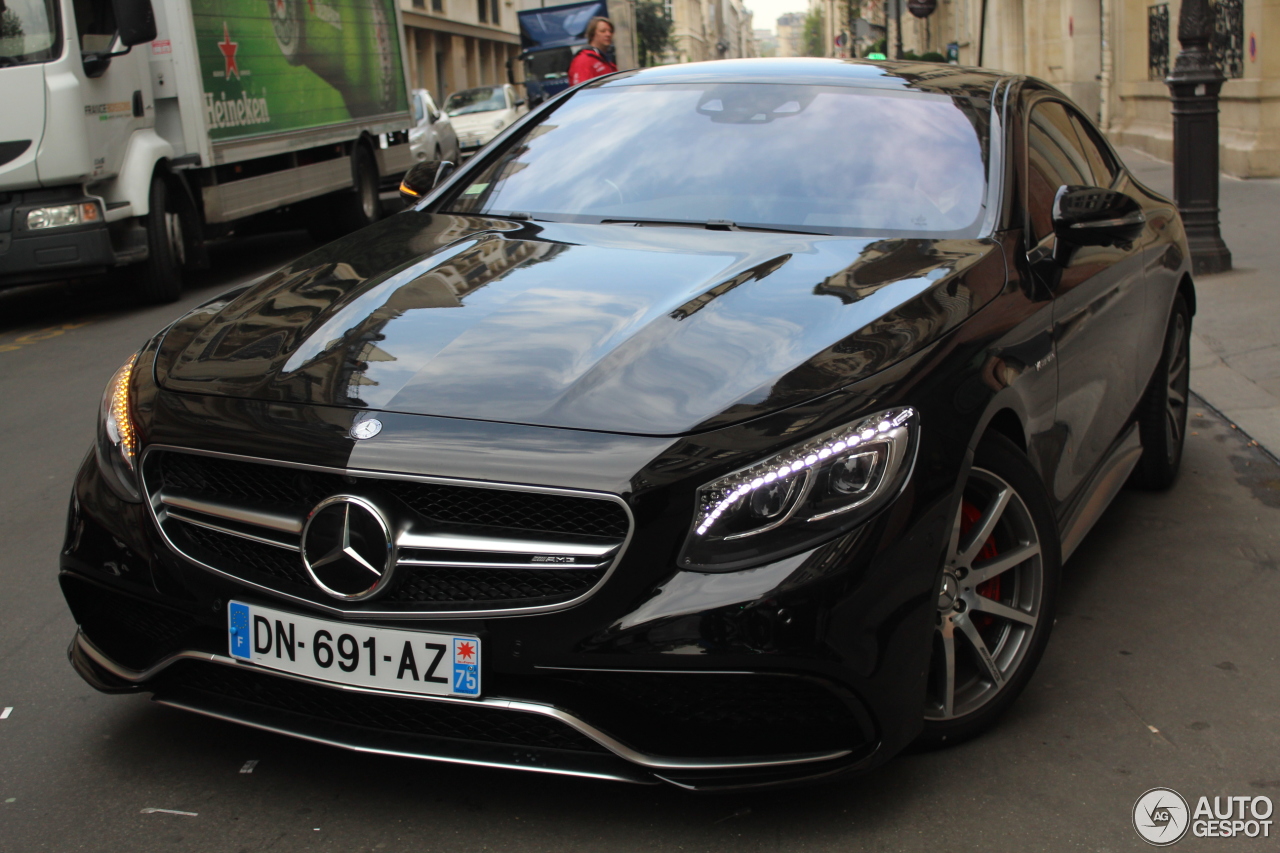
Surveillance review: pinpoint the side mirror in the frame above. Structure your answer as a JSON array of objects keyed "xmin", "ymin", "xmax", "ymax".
[
  {"xmin": 399, "ymin": 160, "xmax": 454, "ymax": 206},
  {"xmin": 514, "ymin": 98, "xmax": 526, "ymax": 107},
  {"xmin": 1052, "ymin": 185, "xmax": 1146, "ymax": 251},
  {"xmin": 113, "ymin": 0, "xmax": 157, "ymax": 46}
]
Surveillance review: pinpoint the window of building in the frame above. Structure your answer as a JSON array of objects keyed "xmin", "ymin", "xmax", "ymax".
[
  {"xmin": 489, "ymin": 0, "xmax": 499, "ymax": 25},
  {"xmin": 432, "ymin": 0, "xmax": 443, "ymax": 12},
  {"xmin": 1147, "ymin": 3, "xmax": 1169, "ymax": 81},
  {"xmin": 477, "ymin": 0, "xmax": 487, "ymax": 23}
]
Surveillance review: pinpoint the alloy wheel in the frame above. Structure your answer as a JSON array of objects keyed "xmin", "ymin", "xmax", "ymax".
[{"xmin": 926, "ymin": 467, "xmax": 1044, "ymax": 721}]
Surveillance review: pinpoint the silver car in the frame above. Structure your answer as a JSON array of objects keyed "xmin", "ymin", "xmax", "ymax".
[{"xmin": 409, "ymin": 89, "xmax": 461, "ymax": 164}]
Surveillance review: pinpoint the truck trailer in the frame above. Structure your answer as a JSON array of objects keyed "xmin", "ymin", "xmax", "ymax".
[{"xmin": 0, "ymin": 0, "xmax": 414, "ymax": 301}]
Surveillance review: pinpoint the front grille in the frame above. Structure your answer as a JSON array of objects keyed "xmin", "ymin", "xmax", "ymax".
[
  {"xmin": 155, "ymin": 660, "xmax": 608, "ymax": 754},
  {"xmin": 384, "ymin": 481, "xmax": 629, "ymax": 539},
  {"xmin": 387, "ymin": 565, "xmax": 608, "ymax": 605},
  {"xmin": 145, "ymin": 450, "xmax": 630, "ymax": 613},
  {"xmin": 173, "ymin": 522, "xmax": 312, "ymax": 589},
  {"xmin": 156, "ymin": 452, "xmax": 628, "ymax": 539}
]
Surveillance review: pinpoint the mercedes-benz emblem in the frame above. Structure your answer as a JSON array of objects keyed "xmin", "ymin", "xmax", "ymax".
[
  {"xmin": 350, "ymin": 419, "xmax": 383, "ymax": 440},
  {"xmin": 301, "ymin": 496, "xmax": 396, "ymax": 601}
]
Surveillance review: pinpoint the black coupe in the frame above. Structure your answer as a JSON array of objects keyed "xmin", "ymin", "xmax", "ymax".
[{"xmin": 64, "ymin": 59, "xmax": 1193, "ymax": 790}]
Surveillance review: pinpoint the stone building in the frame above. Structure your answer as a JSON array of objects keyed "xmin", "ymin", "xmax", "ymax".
[
  {"xmin": 776, "ymin": 11, "xmax": 806, "ymax": 56},
  {"xmin": 398, "ymin": 0, "xmax": 524, "ymax": 107},
  {"xmin": 844, "ymin": 0, "xmax": 1278, "ymax": 178},
  {"xmin": 669, "ymin": 0, "xmax": 756, "ymax": 61}
]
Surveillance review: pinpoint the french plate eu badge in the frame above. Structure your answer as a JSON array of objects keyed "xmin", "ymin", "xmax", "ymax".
[
  {"xmin": 229, "ymin": 601, "xmax": 251, "ymax": 659},
  {"xmin": 453, "ymin": 637, "xmax": 480, "ymax": 695}
]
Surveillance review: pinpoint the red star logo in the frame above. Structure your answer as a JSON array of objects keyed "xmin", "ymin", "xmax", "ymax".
[
  {"xmin": 217, "ymin": 22, "xmax": 240, "ymax": 80},
  {"xmin": 456, "ymin": 641, "xmax": 476, "ymax": 663}
]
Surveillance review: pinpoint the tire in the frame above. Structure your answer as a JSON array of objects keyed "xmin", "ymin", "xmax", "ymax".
[
  {"xmin": 137, "ymin": 172, "xmax": 184, "ymax": 304},
  {"xmin": 916, "ymin": 433, "xmax": 1062, "ymax": 749},
  {"xmin": 1130, "ymin": 293, "xmax": 1191, "ymax": 490},
  {"xmin": 343, "ymin": 144, "xmax": 381, "ymax": 232}
]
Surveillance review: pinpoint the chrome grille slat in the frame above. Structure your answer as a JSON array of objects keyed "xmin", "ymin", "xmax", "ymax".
[
  {"xmin": 142, "ymin": 447, "xmax": 633, "ymax": 618},
  {"xmin": 164, "ymin": 508, "xmax": 302, "ymax": 552}
]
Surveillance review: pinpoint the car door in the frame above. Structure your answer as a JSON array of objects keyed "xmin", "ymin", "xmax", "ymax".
[{"xmin": 1025, "ymin": 97, "xmax": 1147, "ymax": 504}]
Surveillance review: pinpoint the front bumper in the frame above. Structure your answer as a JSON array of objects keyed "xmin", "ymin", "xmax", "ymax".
[
  {"xmin": 0, "ymin": 189, "xmax": 125, "ymax": 287},
  {"xmin": 69, "ymin": 628, "xmax": 870, "ymax": 789}
]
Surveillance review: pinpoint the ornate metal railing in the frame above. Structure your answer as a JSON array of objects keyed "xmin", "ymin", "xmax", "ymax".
[
  {"xmin": 1148, "ymin": 4, "xmax": 1170, "ymax": 81},
  {"xmin": 1212, "ymin": 0, "xmax": 1244, "ymax": 78}
]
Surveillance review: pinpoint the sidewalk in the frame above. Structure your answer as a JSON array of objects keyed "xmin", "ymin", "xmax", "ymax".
[{"xmin": 1118, "ymin": 146, "xmax": 1280, "ymax": 458}]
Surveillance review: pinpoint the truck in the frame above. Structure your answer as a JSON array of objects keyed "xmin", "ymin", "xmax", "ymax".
[
  {"xmin": 0, "ymin": 0, "xmax": 414, "ymax": 302},
  {"xmin": 516, "ymin": 0, "xmax": 635, "ymax": 106}
]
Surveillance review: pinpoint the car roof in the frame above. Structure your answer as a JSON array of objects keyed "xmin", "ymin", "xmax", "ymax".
[{"xmin": 596, "ymin": 58, "xmax": 1011, "ymax": 100}]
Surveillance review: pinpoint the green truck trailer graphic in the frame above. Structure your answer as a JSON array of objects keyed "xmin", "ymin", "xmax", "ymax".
[{"xmin": 194, "ymin": 0, "xmax": 407, "ymax": 140}]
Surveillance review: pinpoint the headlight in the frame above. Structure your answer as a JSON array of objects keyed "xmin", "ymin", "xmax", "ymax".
[
  {"xmin": 679, "ymin": 407, "xmax": 918, "ymax": 572},
  {"xmin": 95, "ymin": 354, "xmax": 142, "ymax": 501},
  {"xmin": 26, "ymin": 202, "xmax": 102, "ymax": 230}
]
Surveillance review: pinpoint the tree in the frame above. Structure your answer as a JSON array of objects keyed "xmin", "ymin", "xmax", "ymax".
[
  {"xmin": 803, "ymin": 8, "xmax": 824, "ymax": 57},
  {"xmin": 635, "ymin": 0, "xmax": 673, "ymax": 67}
]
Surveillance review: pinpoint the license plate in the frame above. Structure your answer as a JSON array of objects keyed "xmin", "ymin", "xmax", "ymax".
[{"xmin": 227, "ymin": 601, "xmax": 480, "ymax": 698}]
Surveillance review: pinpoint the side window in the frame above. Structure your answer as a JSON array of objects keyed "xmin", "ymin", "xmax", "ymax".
[
  {"xmin": 72, "ymin": 0, "xmax": 116, "ymax": 51},
  {"xmin": 1068, "ymin": 110, "xmax": 1120, "ymax": 188},
  {"xmin": 1026, "ymin": 101, "xmax": 1091, "ymax": 245},
  {"xmin": 412, "ymin": 94, "xmax": 425, "ymax": 124}
]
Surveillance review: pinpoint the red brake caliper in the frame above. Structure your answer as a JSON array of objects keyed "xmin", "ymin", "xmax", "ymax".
[{"xmin": 960, "ymin": 500, "xmax": 1001, "ymax": 627}]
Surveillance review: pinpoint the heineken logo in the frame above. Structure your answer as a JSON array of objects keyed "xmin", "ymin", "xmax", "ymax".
[{"xmin": 204, "ymin": 91, "xmax": 272, "ymax": 129}]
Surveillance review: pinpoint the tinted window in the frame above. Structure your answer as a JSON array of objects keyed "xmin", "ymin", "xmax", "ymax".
[
  {"xmin": 445, "ymin": 87, "xmax": 506, "ymax": 116},
  {"xmin": 445, "ymin": 83, "xmax": 991, "ymax": 236},
  {"xmin": 1068, "ymin": 110, "xmax": 1120, "ymax": 187},
  {"xmin": 1027, "ymin": 101, "xmax": 1091, "ymax": 244}
]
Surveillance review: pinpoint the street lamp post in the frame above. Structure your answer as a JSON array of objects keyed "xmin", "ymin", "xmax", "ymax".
[{"xmin": 1165, "ymin": 0, "xmax": 1232, "ymax": 274}]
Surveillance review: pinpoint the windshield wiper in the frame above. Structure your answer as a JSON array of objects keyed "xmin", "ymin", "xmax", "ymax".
[{"xmin": 601, "ymin": 218, "xmax": 829, "ymax": 236}]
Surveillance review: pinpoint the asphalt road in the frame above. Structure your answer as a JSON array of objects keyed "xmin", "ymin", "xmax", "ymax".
[{"xmin": 1, "ymin": 238, "xmax": 1278, "ymax": 852}]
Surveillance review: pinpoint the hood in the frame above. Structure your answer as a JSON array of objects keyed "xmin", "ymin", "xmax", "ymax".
[
  {"xmin": 0, "ymin": 64, "xmax": 46, "ymax": 189},
  {"xmin": 157, "ymin": 213, "xmax": 1003, "ymax": 436}
]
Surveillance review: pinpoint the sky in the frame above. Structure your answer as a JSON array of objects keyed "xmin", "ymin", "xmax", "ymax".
[{"xmin": 742, "ymin": 0, "xmax": 807, "ymax": 35}]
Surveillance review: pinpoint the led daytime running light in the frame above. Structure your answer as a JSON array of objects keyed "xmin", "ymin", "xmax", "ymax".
[
  {"xmin": 107, "ymin": 355, "xmax": 139, "ymax": 463},
  {"xmin": 695, "ymin": 407, "xmax": 915, "ymax": 536}
]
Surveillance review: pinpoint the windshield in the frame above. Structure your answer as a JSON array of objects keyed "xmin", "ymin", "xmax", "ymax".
[
  {"xmin": 444, "ymin": 82, "xmax": 990, "ymax": 236},
  {"xmin": 445, "ymin": 87, "xmax": 506, "ymax": 116},
  {"xmin": 0, "ymin": 0, "xmax": 61, "ymax": 65}
]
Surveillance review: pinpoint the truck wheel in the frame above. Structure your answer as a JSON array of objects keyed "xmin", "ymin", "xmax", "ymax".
[
  {"xmin": 344, "ymin": 144, "xmax": 382, "ymax": 232},
  {"xmin": 138, "ymin": 173, "xmax": 184, "ymax": 304}
]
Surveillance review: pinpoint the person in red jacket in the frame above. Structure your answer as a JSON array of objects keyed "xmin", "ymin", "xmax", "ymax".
[{"xmin": 568, "ymin": 17, "xmax": 618, "ymax": 86}]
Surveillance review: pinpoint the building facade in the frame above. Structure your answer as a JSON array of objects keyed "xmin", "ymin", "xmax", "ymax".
[
  {"xmin": 849, "ymin": 0, "xmax": 1279, "ymax": 178},
  {"xmin": 669, "ymin": 0, "xmax": 756, "ymax": 61},
  {"xmin": 398, "ymin": 0, "xmax": 524, "ymax": 108}
]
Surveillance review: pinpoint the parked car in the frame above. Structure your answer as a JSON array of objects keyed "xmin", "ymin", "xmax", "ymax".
[
  {"xmin": 408, "ymin": 88, "xmax": 461, "ymax": 165},
  {"xmin": 443, "ymin": 84, "xmax": 526, "ymax": 155},
  {"xmin": 64, "ymin": 58, "xmax": 1193, "ymax": 791}
]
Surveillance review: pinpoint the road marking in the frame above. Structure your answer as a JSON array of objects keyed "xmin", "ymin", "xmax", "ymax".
[
  {"xmin": 239, "ymin": 760, "xmax": 258, "ymax": 774},
  {"xmin": 0, "ymin": 707, "xmax": 11, "ymax": 720},
  {"xmin": 0, "ymin": 319, "xmax": 98, "ymax": 354},
  {"xmin": 140, "ymin": 808, "xmax": 198, "ymax": 816}
]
